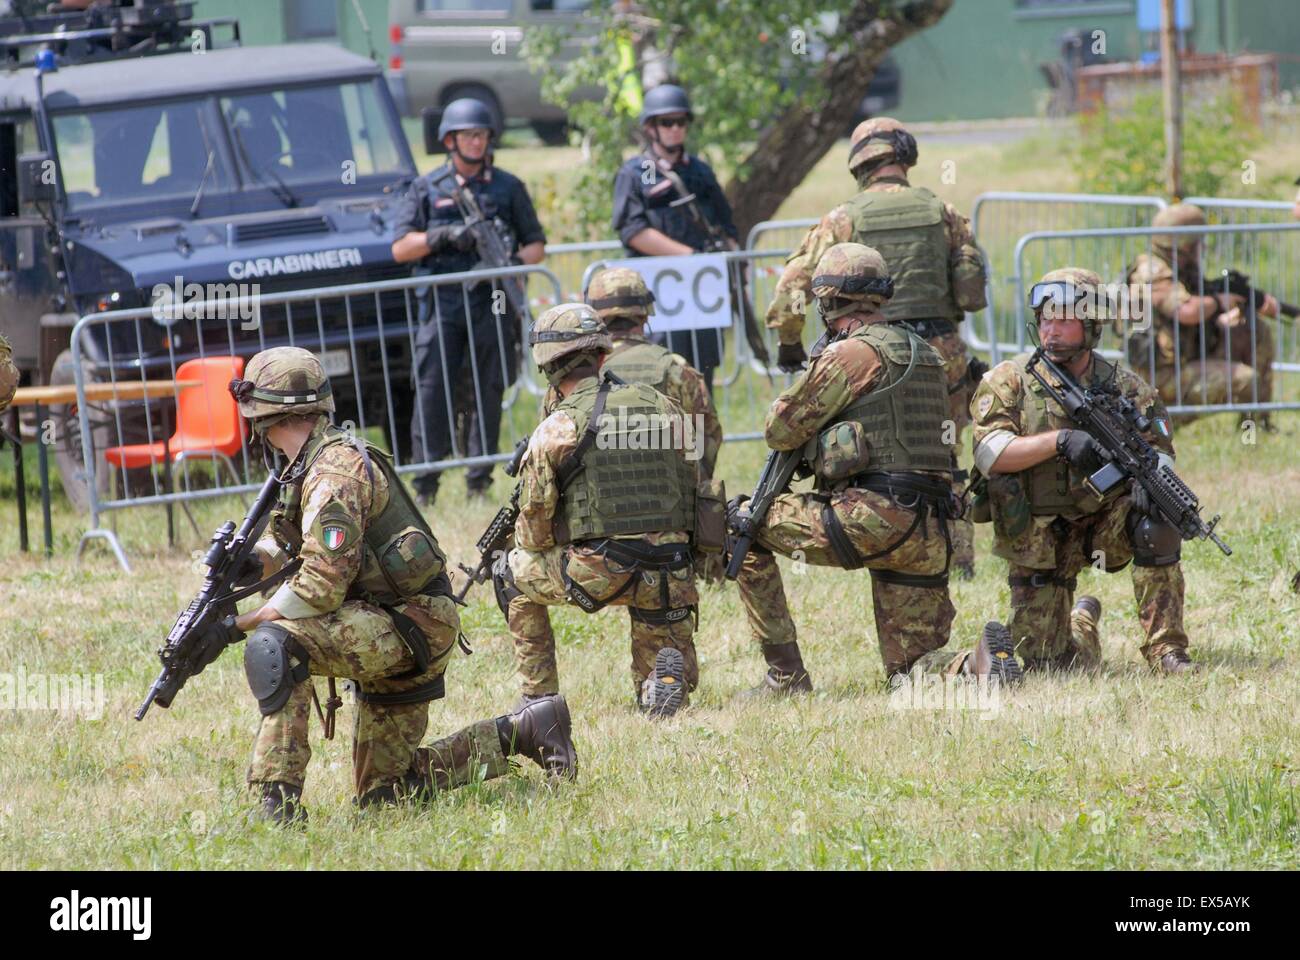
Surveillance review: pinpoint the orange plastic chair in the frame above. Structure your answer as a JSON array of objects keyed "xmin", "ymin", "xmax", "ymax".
[{"xmin": 105, "ymin": 356, "xmax": 247, "ymax": 484}]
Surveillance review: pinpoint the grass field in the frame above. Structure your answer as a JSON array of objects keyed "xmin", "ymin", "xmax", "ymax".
[{"xmin": 3, "ymin": 123, "xmax": 1299, "ymax": 870}]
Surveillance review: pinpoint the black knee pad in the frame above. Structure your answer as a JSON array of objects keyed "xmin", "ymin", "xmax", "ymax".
[
  {"xmin": 1126, "ymin": 510, "xmax": 1182, "ymax": 567},
  {"xmin": 491, "ymin": 553, "xmax": 523, "ymax": 618},
  {"xmin": 244, "ymin": 623, "xmax": 309, "ymax": 716}
]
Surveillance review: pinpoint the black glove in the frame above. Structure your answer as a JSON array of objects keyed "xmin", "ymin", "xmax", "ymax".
[
  {"xmin": 1056, "ymin": 429, "xmax": 1106, "ymax": 474},
  {"xmin": 232, "ymin": 554, "xmax": 265, "ymax": 591},
  {"xmin": 425, "ymin": 224, "xmax": 476, "ymax": 254},
  {"xmin": 190, "ymin": 611, "xmax": 245, "ymax": 677},
  {"xmin": 725, "ymin": 495, "xmax": 751, "ymax": 535},
  {"xmin": 776, "ymin": 341, "xmax": 808, "ymax": 373},
  {"xmin": 1129, "ymin": 479, "xmax": 1152, "ymax": 518}
]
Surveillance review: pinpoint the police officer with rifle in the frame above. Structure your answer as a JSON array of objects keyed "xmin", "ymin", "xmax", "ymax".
[{"xmin": 393, "ymin": 97, "xmax": 547, "ymax": 505}]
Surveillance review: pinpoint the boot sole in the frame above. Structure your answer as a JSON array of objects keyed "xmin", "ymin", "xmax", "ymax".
[
  {"xmin": 642, "ymin": 648, "xmax": 688, "ymax": 718},
  {"xmin": 983, "ymin": 621, "xmax": 1023, "ymax": 686}
]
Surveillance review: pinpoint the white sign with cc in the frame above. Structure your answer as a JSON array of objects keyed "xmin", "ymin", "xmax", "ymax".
[{"xmin": 605, "ymin": 254, "xmax": 732, "ymax": 331}]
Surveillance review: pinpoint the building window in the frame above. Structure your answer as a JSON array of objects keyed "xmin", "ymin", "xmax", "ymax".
[{"xmin": 285, "ymin": 0, "xmax": 338, "ymax": 40}]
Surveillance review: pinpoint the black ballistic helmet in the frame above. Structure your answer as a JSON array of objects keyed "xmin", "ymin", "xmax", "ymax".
[
  {"xmin": 639, "ymin": 84, "xmax": 694, "ymax": 125},
  {"xmin": 438, "ymin": 97, "xmax": 498, "ymax": 141}
]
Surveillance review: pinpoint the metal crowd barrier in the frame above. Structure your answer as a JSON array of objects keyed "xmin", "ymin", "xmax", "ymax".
[
  {"xmin": 69, "ymin": 264, "xmax": 564, "ymax": 569},
  {"xmin": 967, "ymin": 191, "xmax": 1168, "ymax": 358},
  {"xmin": 540, "ymin": 240, "xmax": 623, "ymax": 306},
  {"xmin": 1012, "ymin": 222, "xmax": 1300, "ymax": 416}
]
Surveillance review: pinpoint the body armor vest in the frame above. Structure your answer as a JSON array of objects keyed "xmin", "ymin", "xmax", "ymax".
[
  {"xmin": 846, "ymin": 187, "xmax": 955, "ymax": 322},
  {"xmin": 279, "ymin": 425, "xmax": 448, "ymax": 605},
  {"xmin": 1014, "ymin": 353, "xmax": 1120, "ymax": 517},
  {"xmin": 602, "ymin": 338, "xmax": 676, "ymax": 393},
  {"xmin": 554, "ymin": 378, "xmax": 696, "ymax": 544},
  {"xmin": 818, "ymin": 322, "xmax": 953, "ymax": 481}
]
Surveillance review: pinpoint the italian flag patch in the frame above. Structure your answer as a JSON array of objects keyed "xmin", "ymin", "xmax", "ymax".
[
  {"xmin": 322, "ymin": 525, "xmax": 347, "ymax": 551},
  {"xmin": 1154, "ymin": 418, "xmax": 1171, "ymax": 437}
]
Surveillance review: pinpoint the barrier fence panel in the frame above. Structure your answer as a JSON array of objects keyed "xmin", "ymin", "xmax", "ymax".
[
  {"xmin": 1012, "ymin": 222, "xmax": 1300, "ymax": 416},
  {"xmin": 538, "ymin": 240, "xmax": 624, "ymax": 308},
  {"xmin": 69, "ymin": 264, "xmax": 564, "ymax": 568},
  {"xmin": 968, "ymin": 191, "xmax": 1168, "ymax": 362}
]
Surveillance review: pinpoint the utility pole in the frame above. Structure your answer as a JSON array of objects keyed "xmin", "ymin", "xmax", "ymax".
[{"xmin": 1160, "ymin": 0, "xmax": 1183, "ymax": 198}]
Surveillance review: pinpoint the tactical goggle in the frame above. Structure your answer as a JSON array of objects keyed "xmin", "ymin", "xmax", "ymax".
[
  {"xmin": 812, "ymin": 274, "xmax": 895, "ymax": 299},
  {"xmin": 529, "ymin": 321, "xmax": 605, "ymax": 345},
  {"xmin": 847, "ymin": 128, "xmax": 919, "ymax": 168},
  {"xmin": 1027, "ymin": 281, "xmax": 1115, "ymax": 317},
  {"xmin": 587, "ymin": 292, "xmax": 654, "ymax": 311},
  {"xmin": 228, "ymin": 377, "xmax": 332, "ymax": 405}
]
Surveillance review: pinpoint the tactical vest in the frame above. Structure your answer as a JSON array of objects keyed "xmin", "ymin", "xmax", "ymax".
[
  {"xmin": 816, "ymin": 323, "xmax": 953, "ymax": 480},
  {"xmin": 1014, "ymin": 353, "xmax": 1119, "ymax": 517},
  {"xmin": 603, "ymin": 338, "xmax": 676, "ymax": 393},
  {"xmin": 845, "ymin": 187, "xmax": 955, "ymax": 322},
  {"xmin": 279, "ymin": 425, "xmax": 448, "ymax": 605},
  {"xmin": 553, "ymin": 377, "xmax": 696, "ymax": 544}
]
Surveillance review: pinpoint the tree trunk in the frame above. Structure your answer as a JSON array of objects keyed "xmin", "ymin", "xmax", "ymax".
[{"xmin": 724, "ymin": 0, "xmax": 954, "ymax": 237}]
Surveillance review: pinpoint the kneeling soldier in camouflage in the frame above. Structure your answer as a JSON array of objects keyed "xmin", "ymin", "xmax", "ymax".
[
  {"xmin": 949, "ymin": 268, "xmax": 1194, "ymax": 678},
  {"xmin": 496, "ymin": 304, "xmax": 706, "ymax": 717},
  {"xmin": 231, "ymin": 347, "xmax": 575, "ymax": 825},
  {"xmin": 732, "ymin": 242, "xmax": 960, "ymax": 693}
]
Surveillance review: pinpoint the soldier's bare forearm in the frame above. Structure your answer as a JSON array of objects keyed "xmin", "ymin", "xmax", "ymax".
[
  {"xmin": 628, "ymin": 228, "xmax": 693, "ymax": 256},
  {"xmin": 391, "ymin": 231, "xmax": 431, "ymax": 264},
  {"xmin": 989, "ymin": 431, "xmax": 1061, "ymax": 474}
]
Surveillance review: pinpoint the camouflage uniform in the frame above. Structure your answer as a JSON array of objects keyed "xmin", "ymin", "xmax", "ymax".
[
  {"xmin": 737, "ymin": 244, "xmax": 957, "ymax": 685},
  {"xmin": 233, "ymin": 348, "xmax": 573, "ymax": 815},
  {"xmin": 1126, "ymin": 204, "xmax": 1275, "ymax": 411},
  {"xmin": 502, "ymin": 304, "xmax": 700, "ymax": 713},
  {"xmin": 963, "ymin": 269, "xmax": 1190, "ymax": 671},
  {"xmin": 0, "ymin": 334, "xmax": 18, "ymax": 414},
  {"xmin": 764, "ymin": 119, "xmax": 986, "ymax": 574}
]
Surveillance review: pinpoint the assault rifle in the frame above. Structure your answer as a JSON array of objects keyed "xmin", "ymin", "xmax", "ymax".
[
  {"xmin": 1025, "ymin": 348, "xmax": 1231, "ymax": 557},
  {"xmin": 724, "ymin": 447, "xmax": 802, "ymax": 580},
  {"xmin": 455, "ymin": 434, "xmax": 531, "ymax": 602},
  {"xmin": 1209, "ymin": 268, "xmax": 1298, "ymax": 319},
  {"xmin": 136, "ymin": 471, "xmax": 302, "ymax": 720},
  {"xmin": 435, "ymin": 168, "xmax": 530, "ymax": 322}
]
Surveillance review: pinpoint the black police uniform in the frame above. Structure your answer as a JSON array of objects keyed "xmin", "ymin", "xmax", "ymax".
[
  {"xmin": 395, "ymin": 162, "xmax": 545, "ymax": 497},
  {"xmin": 611, "ymin": 151, "xmax": 738, "ymax": 387}
]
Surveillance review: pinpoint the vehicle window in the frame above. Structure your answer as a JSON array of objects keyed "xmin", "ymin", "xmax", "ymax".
[
  {"xmin": 0, "ymin": 114, "xmax": 37, "ymax": 217},
  {"xmin": 51, "ymin": 101, "xmax": 233, "ymax": 210},
  {"xmin": 221, "ymin": 80, "xmax": 404, "ymax": 186},
  {"xmin": 419, "ymin": 1, "xmax": 512, "ymax": 12}
]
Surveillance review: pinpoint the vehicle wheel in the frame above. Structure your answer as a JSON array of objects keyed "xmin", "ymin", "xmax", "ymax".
[
  {"xmin": 531, "ymin": 120, "xmax": 570, "ymax": 146},
  {"xmin": 442, "ymin": 83, "xmax": 504, "ymax": 137},
  {"xmin": 49, "ymin": 349, "xmax": 152, "ymax": 514}
]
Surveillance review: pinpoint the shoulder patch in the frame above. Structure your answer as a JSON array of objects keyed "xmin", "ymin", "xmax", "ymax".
[
  {"xmin": 977, "ymin": 393, "xmax": 994, "ymax": 419},
  {"xmin": 311, "ymin": 502, "xmax": 362, "ymax": 554}
]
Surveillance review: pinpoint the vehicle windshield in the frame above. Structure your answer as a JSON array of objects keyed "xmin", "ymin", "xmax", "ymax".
[{"xmin": 51, "ymin": 79, "xmax": 405, "ymax": 212}]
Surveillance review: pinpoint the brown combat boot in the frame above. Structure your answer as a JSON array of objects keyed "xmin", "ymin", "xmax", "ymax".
[
  {"xmin": 742, "ymin": 641, "xmax": 813, "ymax": 698},
  {"xmin": 639, "ymin": 647, "xmax": 690, "ymax": 718},
  {"xmin": 507, "ymin": 694, "xmax": 578, "ymax": 780},
  {"xmin": 251, "ymin": 781, "xmax": 308, "ymax": 827},
  {"xmin": 1156, "ymin": 649, "xmax": 1200, "ymax": 675},
  {"xmin": 968, "ymin": 621, "xmax": 1023, "ymax": 686}
]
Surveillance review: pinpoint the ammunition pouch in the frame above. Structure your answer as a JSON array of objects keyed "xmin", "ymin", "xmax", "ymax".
[
  {"xmin": 807, "ymin": 421, "xmax": 872, "ymax": 484},
  {"xmin": 244, "ymin": 623, "xmax": 310, "ymax": 717},
  {"xmin": 694, "ymin": 477, "xmax": 728, "ymax": 554}
]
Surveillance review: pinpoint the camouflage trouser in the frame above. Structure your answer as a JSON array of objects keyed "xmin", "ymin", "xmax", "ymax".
[
  {"xmin": 247, "ymin": 595, "xmax": 509, "ymax": 799},
  {"xmin": 736, "ymin": 488, "xmax": 956, "ymax": 675},
  {"xmin": 997, "ymin": 498, "xmax": 1187, "ymax": 669},
  {"xmin": 507, "ymin": 542, "xmax": 699, "ymax": 699},
  {"xmin": 1152, "ymin": 319, "xmax": 1275, "ymax": 412},
  {"xmin": 931, "ymin": 330, "xmax": 975, "ymax": 572}
]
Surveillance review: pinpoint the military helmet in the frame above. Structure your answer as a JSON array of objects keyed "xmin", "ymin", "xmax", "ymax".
[
  {"xmin": 639, "ymin": 83, "xmax": 693, "ymax": 125},
  {"xmin": 847, "ymin": 117, "xmax": 918, "ymax": 177},
  {"xmin": 1027, "ymin": 267, "xmax": 1115, "ymax": 349},
  {"xmin": 438, "ymin": 97, "xmax": 499, "ymax": 141},
  {"xmin": 585, "ymin": 267, "xmax": 655, "ymax": 325},
  {"xmin": 1152, "ymin": 202, "xmax": 1207, "ymax": 258},
  {"xmin": 231, "ymin": 347, "xmax": 334, "ymax": 432},
  {"xmin": 811, "ymin": 242, "xmax": 894, "ymax": 324},
  {"xmin": 530, "ymin": 303, "xmax": 613, "ymax": 383}
]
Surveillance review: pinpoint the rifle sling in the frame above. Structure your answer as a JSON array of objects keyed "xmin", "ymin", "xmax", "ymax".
[{"xmin": 556, "ymin": 378, "xmax": 613, "ymax": 493}]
